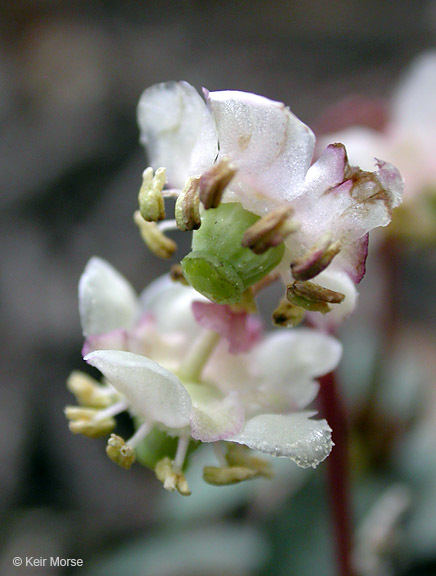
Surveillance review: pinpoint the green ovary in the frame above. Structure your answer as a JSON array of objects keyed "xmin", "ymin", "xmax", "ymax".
[{"xmin": 181, "ymin": 203, "xmax": 285, "ymax": 304}]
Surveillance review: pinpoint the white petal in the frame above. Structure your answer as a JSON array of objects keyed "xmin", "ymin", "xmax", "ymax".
[
  {"xmin": 140, "ymin": 274, "xmax": 208, "ymax": 337},
  {"xmin": 208, "ymin": 90, "xmax": 315, "ymax": 213},
  {"xmin": 85, "ymin": 350, "xmax": 192, "ymax": 429},
  {"xmin": 137, "ymin": 81, "xmax": 218, "ymax": 188},
  {"xmin": 229, "ymin": 412, "xmax": 333, "ymax": 468},
  {"xmin": 253, "ymin": 328, "xmax": 342, "ymax": 383},
  {"xmin": 185, "ymin": 383, "xmax": 245, "ymax": 442},
  {"xmin": 78, "ymin": 257, "xmax": 138, "ymax": 338}
]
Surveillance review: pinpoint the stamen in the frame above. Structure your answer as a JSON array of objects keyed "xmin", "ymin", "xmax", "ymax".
[
  {"xmin": 94, "ymin": 399, "xmax": 129, "ymax": 423},
  {"xmin": 291, "ymin": 234, "xmax": 341, "ymax": 281},
  {"xmin": 67, "ymin": 371, "xmax": 115, "ymax": 408},
  {"xmin": 199, "ymin": 157, "xmax": 237, "ymax": 209},
  {"xmin": 64, "ymin": 406, "xmax": 116, "ymax": 438},
  {"xmin": 138, "ymin": 167, "xmax": 166, "ymax": 222},
  {"xmin": 242, "ymin": 206, "xmax": 299, "ymax": 255},
  {"xmin": 157, "ymin": 219, "xmax": 178, "ymax": 233},
  {"xmin": 272, "ymin": 297, "xmax": 305, "ymax": 327},
  {"xmin": 106, "ymin": 434, "xmax": 136, "ymax": 469},
  {"xmin": 155, "ymin": 456, "xmax": 191, "ymax": 496},
  {"xmin": 174, "ymin": 435, "xmax": 190, "ymax": 473},
  {"xmin": 170, "ymin": 264, "xmax": 188, "ymax": 285},
  {"xmin": 175, "ymin": 176, "xmax": 201, "ymax": 231},
  {"xmin": 126, "ymin": 421, "xmax": 152, "ymax": 449},
  {"xmin": 134, "ymin": 210, "xmax": 177, "ymax": 258},
  {"xmin": 287, "ymin": 280, "xmax": 345, "ymax": 314}
]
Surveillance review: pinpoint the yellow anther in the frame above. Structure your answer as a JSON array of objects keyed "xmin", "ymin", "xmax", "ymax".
[
  {"xmin": 106, "ymin": 434, "xmax": 136, "ymax": 470},
  {"xmin": 155, "ymin": 457, "xmax": 191, "ymax": 496},
  {"xmin": 67, "ymin": 371, "xmax": 113, "ymax": 408},
  {"xmin": 64, "ymin": 406, "xmax": 115, "ymax": 438},
  {"xmin": 134, "ymin": 210, "xmax": 177, "ymax": 258},
  {"xmin": 138, "ymin": 167, "xmax": 166, "ymax": 222}
]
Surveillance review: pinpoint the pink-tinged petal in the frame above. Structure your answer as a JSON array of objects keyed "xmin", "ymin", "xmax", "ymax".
[
  {"xmin": 208, "ymin": 90, "xmax": 315, "ymax": 213},
  {"xmin": 82, "ymin": 328, "xmax": 129, "ymax": 356},
  {"xmin": 375, "ymin": 159, "xmax": 403, "ymax": 210},
  {"xmin": 337, "ymin": 234, "xmax": 369, "ymax": 284},
  {"xmin": 304, "ymin": 144, "xmax": 347, "ymax": 197},
  {"xmin": 192, "ymin": 301, "xmax": 262, "ymax": 354},
  {"xmin": 85, "ymin": 350, "xmax": 192, "ymax": 429},
  {"xmin": 294, "ymin": 154, "xmax": 403, "ymax": 251},
  {"xmin": 228, "ymin": 411, "xmax": 333, "ymax": 468},
  {"xmin": 137, "ymin": 81, "xmax": 218, "ymax": 188},
  {"xmin": 79, "ymin": 257, "xmax": 138, "ymax": 338},
  {"xmin": 185, "ymin": 383, "xmax": 245, "ymax": 442}
]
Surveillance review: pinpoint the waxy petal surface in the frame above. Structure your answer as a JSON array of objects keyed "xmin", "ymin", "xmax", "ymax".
[
  {"xmin": 85, "ymin": 350, "xmax": 192, "ymax": 429},
  {"xmin": 229, "ymin": 412, "xmax": 333, "ymax": 468},
  {"xmin": 137, "ymin": 81, "xmax": 217, "ymax": 188},
  {"xmin": 79, "ymin": 257, "xmax": 138, "ymax": 338}
]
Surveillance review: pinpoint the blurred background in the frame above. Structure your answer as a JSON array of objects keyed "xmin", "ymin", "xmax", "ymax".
[{"xmin": 1, "ymin": 1, "xmax": 436, "ymax": 575}]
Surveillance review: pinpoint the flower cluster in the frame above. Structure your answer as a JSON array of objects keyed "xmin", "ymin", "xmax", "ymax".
[
  {"xmin": 66, "ymin": 257, "xmax": 341, "ymax": 494},
  {"xmin": 137, "ymin": 82, "xmax": 403, "ymax": 326},
  {"xmin": 66, "ymin": 82, "xmax": 403, "ymax": 494}
]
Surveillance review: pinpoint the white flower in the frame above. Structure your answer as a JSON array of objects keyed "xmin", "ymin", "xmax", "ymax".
[
  {"xmin": 319, "ymin": 51, "xmax": 436, "ymax": 204},
  {"xmin": 70, "ymin": 256, "xmax": 342, "ymax": 476},
  {"xmin": 137, "ymin": 82, "xmax": 403, "ymax": 323}
]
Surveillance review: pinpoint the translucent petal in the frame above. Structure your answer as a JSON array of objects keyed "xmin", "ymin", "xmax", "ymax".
[
  {"xmin": 229, "ymin": 412, "xmax": 333, "ymax": 468},
  {"xmin": 78, "ymin": 257, "xmax": 138, "ymax": 338},
  {"xmin": 140, "ymin": 275, "xmax": 208, "ymax": 338},
  {"xmin": 185, "ymin": 383, "xmax": 245, "ymax": 442},
  {"xmin": 137, "ymin": 81, "xmax": 218, "ymax": 188},
  {"xmin": 252, "ymin": 328, "xmax": 342, "ymax": 384},
  {"xmin": 208, "ymin": 90, "xmax": 315, "ymax": 213},
  {"xmin": 85, "ymin": 350, "xmax": 192, "ymax": 429}
]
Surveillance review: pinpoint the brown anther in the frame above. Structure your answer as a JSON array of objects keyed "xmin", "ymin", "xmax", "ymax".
[
  {"xmin": 242, "ymin": 206, "xmax": 299, "ymax": 255},
  {"xmin": 287, "ymin": 280, "xmax": 345, "ymax": 314},
  {"xmin": 138, "ymin": 167, "xmax": 166, "ymax": 222},
  {"xmin": 272, "ymin": 298, "xmax": 305, "ymax": 327},
  {"xmin": 291, "ymin": 235, "xmax": 341, "ymax": 281},
  {"xmin": 199, "ymin": 157, "xmax": 237, "ymax": 209},
  {"xmin": 175, "ymin": 176, "xmax": 201, "ymax": 231},
  {"xmin": 170, "ymin": 264, "xmax": 189, "ymax": 285}
]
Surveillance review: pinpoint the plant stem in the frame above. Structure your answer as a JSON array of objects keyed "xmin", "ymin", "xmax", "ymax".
[{"xmin": 318, "ymin": 371, "xmax": 355, "ymax": 576}]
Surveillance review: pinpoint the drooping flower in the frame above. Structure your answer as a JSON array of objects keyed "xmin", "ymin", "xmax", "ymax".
[
  {"xmin": 66, "ymin": 257, "xmax": 342, "ymax": 493},
  {"xmin": 137, "ymin": 82, "xmax": 403, "ymax": 324}
]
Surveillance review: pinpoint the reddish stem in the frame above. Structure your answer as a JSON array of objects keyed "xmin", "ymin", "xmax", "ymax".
[{"xmin": 318, "ymin": 371, "xmax": 355, "ymax": 576}]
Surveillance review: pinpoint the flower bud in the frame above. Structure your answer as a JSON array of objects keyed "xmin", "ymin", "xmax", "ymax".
[{"xmin": 181, "ymin": 203, "xmax": 285, "ymax": 304}]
